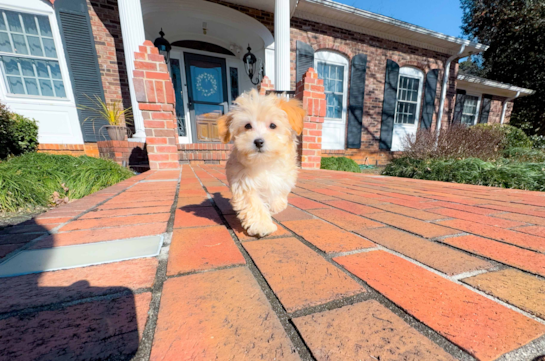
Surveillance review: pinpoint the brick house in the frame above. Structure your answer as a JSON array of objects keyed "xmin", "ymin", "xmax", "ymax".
[{"xmin": 0, "ymin": 0, "xmax": 534, "ymax": 168}]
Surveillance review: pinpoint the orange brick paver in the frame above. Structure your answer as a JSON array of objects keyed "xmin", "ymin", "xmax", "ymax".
[
  {"xmin": 244, "ymin": 237, "xmax": 364, "ymax": 312},
  {"xmin": 282, "ymin": 219, "xmax": 375, "ymax": 254},
  {"xmin": 464, "ymin": 268, "xmax": 545, "ymax": 319},
  {"xmin": 366, "ymin": 212, "xmax": 459, "ymax": 238},
  {"xmin": 442, "ymin": 235, "xmax": 545, "ymax": 277},
  {"xmin": 167, "ymin": 227, "xmax": 245, "ymax": 275},
  {"xmin": 150, "ymin": 268, "xmax": 300, "ymax": 361},
  {"xmin": 335, "ymin": 251, "xmax": 545, "ymax": 360},
  {"xmin": 358, "ymin": 227, "xmax": 492, "ymax": 275},
  {"xmin": 307, "ymin": 208, "xmax": 384, "ymax": 231},
  {"xmin": 438, "ymin": 219, "xmax": 545, "ymax": 252},
  {"xmin": 4, "ymin": 166, "xmax": 545, "ymax": 361},
  {"xmin": 294, "ymin": 300, "xmax": 456, "ymax": 361}
]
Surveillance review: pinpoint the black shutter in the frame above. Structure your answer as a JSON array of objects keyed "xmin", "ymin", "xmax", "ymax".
[
  {"xmin": 346, "ymin": 54, "xmax": 367, "ymax": 149},
  {"xmin": 379, "ymin": 60, "xmax": 400, "ymax": 150},
  {"xmin": 420, "ymin": 69, "xmax": 439, "ymax": 130},
  {"xmin": 479, "ymin": 95, "xmax": 492, "ymax": 124},
  {"xmin": 296, "ymin": 41, "xmax": 314, "ymax": 84},
  {"xmin": 452, "ymin": 89, "xmax": 467, "ymax": 124},
  {"xmin": 55, "ymin": 0, "xmax": 108, "ymax": 142}
]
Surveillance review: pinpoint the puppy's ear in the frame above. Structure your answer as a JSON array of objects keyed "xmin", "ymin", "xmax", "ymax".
[
  {"xmin": 217, "ymin": 113, "xmax": 233, "ymax": 143},
  {"xmin": 279, "ymin": 98, "xmax": 305, "ymax": 135}
]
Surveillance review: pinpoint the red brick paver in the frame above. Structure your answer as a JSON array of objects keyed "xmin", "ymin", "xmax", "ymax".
[
  {"xmin": 150, "ymin": 268, "xmax": 299, "ymax": 361},
  {"xmin": 167, "ymin": 226, "xmax": 245, "ymax": 275},
  {"xmin": 244, "ymin": 237, "xmax": 364, "ymax": 312},
  {"xmin": 358, "ymin": 227, "xmax": 492, "ymax": 275},
  {"xmin": 4, "ymin": 165, "xmax": 545, "ymax": 361},
  {"xmin": 282, "ymin": 219, "xmax": 375, "ymax": 254},
  {"xmin": 294, "ymin": 300, "xmax": 456, "ymax": 361},
  {"xmin": 335, "ymin": 251, "xmax": 545, "ymax": 360}
]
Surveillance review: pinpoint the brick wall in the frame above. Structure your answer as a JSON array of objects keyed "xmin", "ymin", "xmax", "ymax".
[
  {"xmin": 97, "ymin": 140, "xmax": 148, "ymax": 170},
  {"xmin": 290, "ymin": 18, "xmax": 457, "ymax": 159},
  {"xmin": 296, "ymin": 68, "xmax": 325, "ymax": 169},
  {"xmin": 38, "ymin": 143, "xmax": 99, "ymax": 157},
  {"xmin": 178, "ymin": 144, "xmax": 233, "ymax": 164},
  {"xmin": 488, "ymin": 96, "xmax": 512, "ymax": 124},
  {"xmin": 87, "ymin": 0, "xmax": 131, "ymax": 126},
  {"xmin": 133, "ymin": 41, "xmax": 180, "ymax": 170}
]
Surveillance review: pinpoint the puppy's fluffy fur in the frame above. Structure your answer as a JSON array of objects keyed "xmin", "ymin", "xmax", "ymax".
[{"xmin": 218, "ymin": 89, "xmax": 305, "ymax": 237}]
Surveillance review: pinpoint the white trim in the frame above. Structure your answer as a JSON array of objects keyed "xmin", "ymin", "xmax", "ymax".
[
  {"xmin": 297, "ymin": 0, "xmax": 487, "ymax": 56},
  {"xmin": 460, "ymin": 93, "xmax": 481, "ymax": 125},
  {"xmin": 275, "ymin": 0, "xmax": 290, "ymax": 91},
  {"xmin": 0, "ymin": 1, "xmax": 83, "ymax": 144},
  {"xmin": 391, "ymin": 66, "xmax": 424, "ymax": 152},
  {"xmin": 457, "ymin": 73, "xmax": 534, "ymax": 96},
  {"xmin": 314, "ymin": 50, "xmax": 348, "ymax": 150},
  {"xmin": 394, "ymin": 67, "xmax": 424, "ymax": 125},
  {"xmin": 118, "ymin": 0, "xmax": 146, "ymax": 142}
]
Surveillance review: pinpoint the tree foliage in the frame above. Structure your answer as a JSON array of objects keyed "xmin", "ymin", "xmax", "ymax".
[{"xmin": 460, "ymin": 0, "xmax": 545, "ymax": 136}]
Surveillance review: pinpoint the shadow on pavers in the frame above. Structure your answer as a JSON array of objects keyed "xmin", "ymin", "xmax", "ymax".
[{"xmin": 0, "ymin": 221, "xmax": 140, "ymax": 361}]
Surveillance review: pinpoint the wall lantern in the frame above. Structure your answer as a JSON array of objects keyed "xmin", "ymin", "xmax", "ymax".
[
  {"xmin": 243, "ymin": 44, "xmax": 263, "ymax": 85},
  {"xmin": 154, "ymin": 29, "xmax": 171, "ymax": 64}
]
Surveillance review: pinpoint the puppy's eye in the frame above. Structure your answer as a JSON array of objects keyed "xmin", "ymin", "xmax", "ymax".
[
  {"xmin": 270, "ymin": 123, "xmax": 277, "ymax": 129},
  {"xmin": 245, "ymin": 123, "xmax": 252, "ymax": 130}
]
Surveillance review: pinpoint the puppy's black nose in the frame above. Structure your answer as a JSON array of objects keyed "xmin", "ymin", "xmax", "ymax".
[{"xmin": 254, "ymin": 138, "xmax": 264, "ymax": 149}]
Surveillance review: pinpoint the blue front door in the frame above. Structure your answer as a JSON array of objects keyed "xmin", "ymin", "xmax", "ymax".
[{"xmin": 184, "ymin": 53, "xmax": 228, "ymax": 142}]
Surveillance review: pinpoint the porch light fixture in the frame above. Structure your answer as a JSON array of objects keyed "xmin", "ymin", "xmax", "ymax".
[
  {"xmin": 154, "ymin": 29, "xmax": 171, "ymax": 64},
  {"xmin": 243, "ymin": 45, "xmax": 262, "ymax": 85}
]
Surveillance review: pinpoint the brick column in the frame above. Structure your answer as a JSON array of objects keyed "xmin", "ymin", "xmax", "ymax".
[
  {"xmin": 133, "ymin": 41, "xmax": 180, "ymax": 170},
  {"xmin": 258, "ymin": 76, "xmax": 275, "ymax": 95},
  {"xmin": 296, "ymin": 68, "xmax": 325, "ymax": 169}
]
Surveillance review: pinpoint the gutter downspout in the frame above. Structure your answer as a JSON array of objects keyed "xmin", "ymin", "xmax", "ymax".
[
  {"xmin": 436, "ymin": 45, "xmax": 465, "ymax": 138},
  {"xmin": 500, "ymin": 91, "xmax": 520, "ymax": 124}
]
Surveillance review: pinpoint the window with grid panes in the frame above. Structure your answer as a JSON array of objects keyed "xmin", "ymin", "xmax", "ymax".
[
  {"xmin": 317, "ymin": 61, "xmax": 344, "ymax": 119},
  {"xmin": 461, "ymin": 95, "xmax": 479, "ymax": 125},
  {"xmin": 394, "ymin": 76, "xmax": 421, "ymax": 124},
  {"xmin": 0, "ymin": 9, "xmax": 66, "ymax": 98}
]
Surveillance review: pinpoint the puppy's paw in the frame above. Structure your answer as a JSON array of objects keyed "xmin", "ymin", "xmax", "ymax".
[
  {"xmin": 246, "ymin": 221, "xmax": 277, "ymax": 238},
  {"xmin": 269, "ymin": 197, "xmax": 288, "ymax": 215}
]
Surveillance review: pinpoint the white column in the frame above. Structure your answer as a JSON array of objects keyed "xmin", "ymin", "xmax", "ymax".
[
  {"xmin": 265, "ymin": 44, "xmax": 275, "ymax": 82},
  {"xmin": 118, "ymin": 0, "xmax": 146, "ymax": 142},
  {"xmin": 274, "ymin": 0, "xmax": 290, "ymax": 91}
]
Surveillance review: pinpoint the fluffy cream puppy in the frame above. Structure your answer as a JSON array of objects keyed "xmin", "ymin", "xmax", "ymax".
[{"xmin": 218, "ymin": 89, "xmax": 305, "ymax": 237}]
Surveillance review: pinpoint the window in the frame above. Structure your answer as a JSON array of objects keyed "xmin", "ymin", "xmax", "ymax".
[
  {"xmin": 0, "ymin": 9, "xmax": 66, "ymax": 98},
  {"xmin": 461, "ymin": 95, "xmax": 480, "ymax": 125},
  {"xmin": 394, "ymin": 68, "xmax": 424, "ymax": 125},
  {"xmin": 317, "ymin": 61, "xmax": 344, "ymax": 119}
]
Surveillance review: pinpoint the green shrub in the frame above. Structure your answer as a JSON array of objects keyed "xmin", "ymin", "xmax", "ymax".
[
  {"xmin": 473, "ymin": 124, "xmax": 533, "ymax": 150},
  {"xmin": 0, "ymin": 104, "xmax": 39, "ymax": 159},
  {"xmin": 530, "ymin": 135, "xmax": 545, "ymax": 149},
  {"xmin": 383, "ymin": 157, "xmax": 545, "ymax": 191},
  {"xmin": 321, "ymin": 156, "xmax": 361, "ymax": 173},
  {"xmin": 503, "ymin": 147, "xmax": 545, "ymax": 163},
  {"xmin": 0, "ymin": 153, "xmax": 133, "ymax": 213}
]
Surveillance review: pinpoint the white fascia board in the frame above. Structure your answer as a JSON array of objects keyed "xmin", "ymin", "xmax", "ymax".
[
  {"xmin": 457, "ymin": 74, "xmax": 534, "ymax": 97},
  {"xmin": 297, "ymin": 0, "xmax": 488, "ymax": 56}
]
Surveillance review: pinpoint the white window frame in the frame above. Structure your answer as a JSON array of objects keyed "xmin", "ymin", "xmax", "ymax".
[
  {"xmin": 314, "ymin": 51, "xmax": 349, "ymax": 123},
  {"xmin": 0, "ymin": 0, "xmax": 82, "ymax": 145},
  {"xmin": 0, "ymin": 6, "xmax": 70, "ymax": 101},
  {"xmin": 460, "ymin": 93, "xmax": 481, "ymax": 125},
  {"xmin": 394, "ymin": 67, "xmax": 424, "ymax": 126}
]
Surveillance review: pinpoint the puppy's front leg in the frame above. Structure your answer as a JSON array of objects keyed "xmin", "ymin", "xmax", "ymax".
[{"xmin": 231, "ymin": 190, "xmax": 277, "ymax": 237}]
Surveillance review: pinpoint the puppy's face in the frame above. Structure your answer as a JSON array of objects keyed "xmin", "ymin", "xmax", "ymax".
[{"xmin": 218, "ymin": 89, "xmax": 305, "ymax": 164}]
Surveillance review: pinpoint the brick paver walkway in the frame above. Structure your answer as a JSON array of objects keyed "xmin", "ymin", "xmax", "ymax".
[{"xmin": 1, "ymin": 166, "xmax": 545, "ymax": 361}]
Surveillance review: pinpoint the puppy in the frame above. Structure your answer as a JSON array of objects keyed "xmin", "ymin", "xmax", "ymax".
[{"xmin": 218, "ymin": 89, "xmax": 305, "ymax": 237}]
